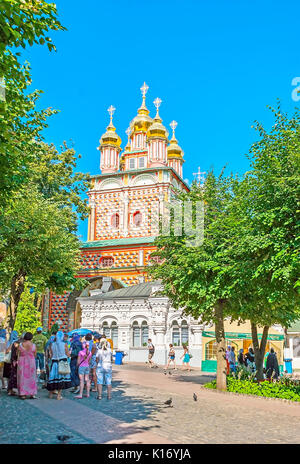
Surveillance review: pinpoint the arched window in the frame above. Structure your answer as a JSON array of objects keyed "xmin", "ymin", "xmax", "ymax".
[
  {"xmin": 141, "ymin": 321, "xmax": 149, "ymax": 346},
  {"xmin": 111, "ymin": 321, "xmax": 118, "ymax": 348},
  {"xmin": 111, "ymin": 213, "xmax": 119, "ymax": 228},
  {"xmin": 181, "ymin": 320, "xmax": 189, "ymax": 345},
  {"xmin": 171, "ymin": 320, "xmax": 189, "ymax": 346},
  {"xmin": 100, "ymin": 256, "xmax": 114, "ymax": 267},
  {"xmin": 133, "ymin": 211, "xmax": 142, "ymax": 226},
  {"xmin": 132, "ymin": 321, "xmax": 141, "ymax": 347},
  {"xmin": 102, "ymin": 321, "xmax": 110, "ymax": 338},
  {"xmin": 172, "ymin": 320, "xmax": 180, "ymax": 346},
  {"xmin": 132, "ymin": 320, "xmax": 149, "ymax": 347}
]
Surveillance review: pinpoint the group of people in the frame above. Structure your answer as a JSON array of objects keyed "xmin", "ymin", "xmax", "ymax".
[
  {"xmin": 226, "ymin": 345, "xmax": 280, "ymax": 379},
  {"xmin": 0, "ymin": 327, "xmax": 113, "ymax": 400},
  {"xmin": 146, "ymin": 339, "xmax": 192, "ymax": 371}
]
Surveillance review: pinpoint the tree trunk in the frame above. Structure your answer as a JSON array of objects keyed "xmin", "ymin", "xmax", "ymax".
[
  {"xmin": 215, "ymin": 301, "xmax": 227, "ymax": 391},
  {"xmin": 251, "ymin": 322, "xmax": 269, "ymax": 381},
  {"xmin": 8, "ymin": 270, "xmax": 26, "ymax": 330}
]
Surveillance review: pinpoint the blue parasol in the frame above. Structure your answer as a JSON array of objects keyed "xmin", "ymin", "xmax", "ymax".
[{"xmin": 68, "ymin": 328, "xmax": 93, "ymax": 337}]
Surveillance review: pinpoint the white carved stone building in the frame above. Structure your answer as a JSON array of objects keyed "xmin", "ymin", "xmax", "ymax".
[{"xmin": 77, "ymin": 279, "xmax": 204, "ymax": 367}]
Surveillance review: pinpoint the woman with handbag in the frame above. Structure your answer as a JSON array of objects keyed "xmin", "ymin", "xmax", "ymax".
[{"xmin": 46, "ymin": 331, "xmax": 71, "ymax": 400}]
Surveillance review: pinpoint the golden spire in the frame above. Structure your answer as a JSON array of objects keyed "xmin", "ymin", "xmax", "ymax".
[
  {"xmin": 170, "ymin": 120, "xmax": 178, "ymax": 140},
  {"xmin": 138, "ymin": 82, "xmax": 149, "ymax": 114},
  {"xmin": 153, "ymin": 97, "xmax": 162, "ymax": 120},
  {"xmin": 107, "ymin": 105, "xmax": 116, "ymax": 130},
  {"xmin": 130, "ymin": 82, "xmax": 153, "ymax": 133},
  {"xmin": 99, "ymin": 105, "xmax": 121, "ymax": 149},
  {"xmin": 167, "ymin": 120, "xmax": 183, "ymax": 159},
  {"xmin": 147, "ymin": 97, "xmax": 169, "ymax": 139}
]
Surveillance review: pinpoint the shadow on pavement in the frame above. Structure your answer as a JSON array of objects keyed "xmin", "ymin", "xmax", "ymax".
[{"xmin": 171, "ymin": 374, "xmax": 216, "ymax": 385}]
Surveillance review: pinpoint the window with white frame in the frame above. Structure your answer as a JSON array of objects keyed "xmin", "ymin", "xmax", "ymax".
[
  {"xmin": 111, "ymin": 321, "xmax": 118, "ymax": 348},
  {"xmin": 101, "ymin": 321, "xmax": 118, "ymax": 348},
  {"xmin": 132, "ymin": 320, "xmax": 149, "ymax": 347},
  {"xmin": 102, "ymin": 321, "xmax": 110, "ymax": 338},
  {"xmin": 139, "ymin": 157, "xmax": 145, "ymax": 168},
  {"xmin": 171, "ymin": 320, "xmax": 189, "ymax": 346},
  {"xmin": 129, "ymin": 158, "xmax": 136, "ymax": 169}
]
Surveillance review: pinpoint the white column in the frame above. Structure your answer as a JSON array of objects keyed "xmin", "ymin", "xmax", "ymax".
[
  {"xmin": 139, "ymin": 249, "xmax": 144, "ymax": 266},
  {"xmin": 123, "ymin": 192, "xmax": 129, "ymax": 236},
  {"xmin": 89, "ymin": 195, "xmax": 96, "ymax": 241}
]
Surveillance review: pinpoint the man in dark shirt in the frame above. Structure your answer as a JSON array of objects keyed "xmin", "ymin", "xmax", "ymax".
[{"xmin": 147, "ymin": 339, "xmax": 155, "ymax": 368}]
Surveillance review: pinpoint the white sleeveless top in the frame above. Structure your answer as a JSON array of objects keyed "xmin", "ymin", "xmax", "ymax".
[{"xmin": 51, "ymin": 341, "xmax": 66, "ymax": 360}]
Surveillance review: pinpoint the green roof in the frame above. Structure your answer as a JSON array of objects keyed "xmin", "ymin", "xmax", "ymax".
[
  {"xmin": 81, "ymin": 236, "xmax": 157, "ymax": 249},
  {"xmin": 287, "ymin": 320, "xmax": 300, "ymax": 333},
  {"xmin": 82, "ymin": 280, "xmax": 162, "ymax": 300}
]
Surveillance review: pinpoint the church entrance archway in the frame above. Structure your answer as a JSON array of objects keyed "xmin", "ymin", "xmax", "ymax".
[{"xmin": 66, "ymin": 276, "xmax": 124, "ymax": 330}]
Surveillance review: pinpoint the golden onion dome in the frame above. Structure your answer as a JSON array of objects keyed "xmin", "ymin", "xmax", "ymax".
[
  {"xmin": 147, "ymin": 98, "xmax": 169, "ymax": 140},
  {"xmin": 99, "ymin": 105, "xmax": 122, "ymax": 151},
  {"xmin": 130, "ymin": 82, "xmax": 153, "ymax": 133},
  {"xmin": 167, "ymin": 121, "xmax": 184, "ymax": 160}
]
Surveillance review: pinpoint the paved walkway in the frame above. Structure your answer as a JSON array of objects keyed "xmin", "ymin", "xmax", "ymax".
[{"xmin": 1, "ymin": 363, "xmax": 300, "ymax": 444}]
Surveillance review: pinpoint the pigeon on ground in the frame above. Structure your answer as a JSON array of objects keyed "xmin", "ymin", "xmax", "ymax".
[
  {"xmin": 57, "ymin": 435, "xmax": 73, "ymax": 443},
  {"xmin": 164, "ymin": 371, "xmax": 167, "ymax": 375},
  {"xmin": 168, "ymin": 371, "xmax": 172, "ymax": 375},
  {"xmin": 193, "ymin": 393, "xmax": 197, "ymax": 401},
  {"xmin": 164, "ymin": 398, "xmax": 173, "ymax": 407}
]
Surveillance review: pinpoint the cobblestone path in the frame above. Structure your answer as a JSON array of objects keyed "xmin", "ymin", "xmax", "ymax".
[{"xmin": 1, "ymin": 364, "xmax": 300, "ymax": 444}]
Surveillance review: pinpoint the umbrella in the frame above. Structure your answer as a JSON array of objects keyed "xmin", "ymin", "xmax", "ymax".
[{"xmin": 68, "ymin": 328, "xmax": 92, "ymax": 337}]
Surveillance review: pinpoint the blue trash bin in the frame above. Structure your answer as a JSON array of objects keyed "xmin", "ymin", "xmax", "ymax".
[
  {"xmin": 284, "ymin": 359, "xmax": 293, "ymax": 374},
  {"xmin": 115, "ymin": 351, "xmax": 124, "ymax": 365}
]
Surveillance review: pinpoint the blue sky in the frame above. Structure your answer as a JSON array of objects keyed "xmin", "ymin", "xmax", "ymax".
[{"xmin": 24, "ymin": 0, "xmax": 300, "ymax": 241}]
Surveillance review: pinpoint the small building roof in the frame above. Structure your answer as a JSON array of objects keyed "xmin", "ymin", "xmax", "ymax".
[{"xmin": 81, "ymin": 280, "xmax": 162, "ymax": 301}]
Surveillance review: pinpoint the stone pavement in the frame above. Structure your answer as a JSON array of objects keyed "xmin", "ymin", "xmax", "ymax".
[{"xmin": 1, "ymin": 363, "xmax": 300, "ymax": 444}]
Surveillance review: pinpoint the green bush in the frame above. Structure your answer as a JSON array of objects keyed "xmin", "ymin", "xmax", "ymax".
[
  {"xmin": 14, "ymin": 287, "xmax": 41, "ymax": 334},
  {"xmin": 204, "ymin": 377, "xmax": 300, "ymax": 402}
]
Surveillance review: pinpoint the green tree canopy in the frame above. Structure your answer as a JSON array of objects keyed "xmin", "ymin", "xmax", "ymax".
[
  {"xmin": 0, "ymin": 0, "xmax": 65, "ymax": 202},
  {"xmin": 0, "ymin": 185, "xmax": 87, "ymax": 329}
]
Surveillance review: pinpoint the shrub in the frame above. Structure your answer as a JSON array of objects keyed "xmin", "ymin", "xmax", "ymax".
[{"xmin": 204, "ymin": 376, "xmax": 300, "ymax": 401}]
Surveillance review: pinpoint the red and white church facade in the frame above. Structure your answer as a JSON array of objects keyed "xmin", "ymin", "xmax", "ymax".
[{"xmin": 41, "ymin": 83, "xmax": 205, "ymax": 367}]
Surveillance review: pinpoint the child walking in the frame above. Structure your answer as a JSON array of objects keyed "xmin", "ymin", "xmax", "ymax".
[{"xmin": 75, "ymin": 342, "xmax": 92, "ymax": 399}]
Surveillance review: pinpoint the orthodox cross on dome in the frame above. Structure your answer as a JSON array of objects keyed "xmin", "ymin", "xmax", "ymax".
[
  {"xmin": 170, "ymin": 120, "xmax": 178, "ymax": 138},
  {"xmin": 107, "ymin": 105, "xmax": 116, "ymax": 125},
  {"xmin": 193, "ymin": 166, "xmax": 206, "ymax": 186},
  {"xmin": 153, "ymin": 97, "xmax": 162, "ymax": 118},
  {"xmin": 140, "ymin": 82, "xmax": 149, "ymax": 98},
  {"xmin": 139, "ymin": 82, "xmax": 149, "ymax": 110}
]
